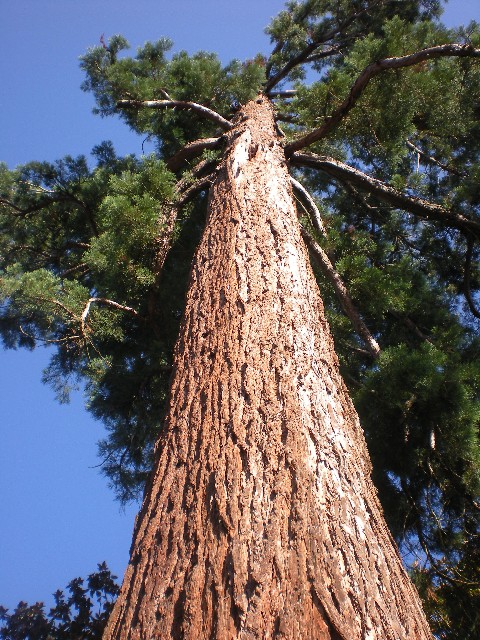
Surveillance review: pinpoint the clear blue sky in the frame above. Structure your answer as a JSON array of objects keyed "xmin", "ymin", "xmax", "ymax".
[{"xmin": 0, "ymin": 0, "xmax": 477, "ymax": 613}]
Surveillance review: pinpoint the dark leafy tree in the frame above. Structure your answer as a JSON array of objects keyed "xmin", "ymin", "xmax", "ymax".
[
  {"xmin": 1, "ymin": 1, "xmax": 479, "ymax": 637},
  {"xmin": 0, "ymin": 563, "xmax": 119, "ymax": 640}
]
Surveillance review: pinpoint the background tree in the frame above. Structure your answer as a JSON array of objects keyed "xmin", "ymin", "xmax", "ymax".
[
  {"xmin": 0, "ymin": 563, "xmax": 119, "ymax": 640},
  {"xmin": 1, "ymin": 0, "xmax": 479, "ymax": 637}
]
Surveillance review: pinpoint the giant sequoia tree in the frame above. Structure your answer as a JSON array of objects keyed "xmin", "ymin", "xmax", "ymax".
[{"xmin": 1, "ymin": 1, "xmax": 480, "ymax": 638}]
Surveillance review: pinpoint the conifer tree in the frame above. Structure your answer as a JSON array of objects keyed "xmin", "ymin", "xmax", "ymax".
[
  {"xmin": 1, "ymin": 1, "xmax": 479, "ymax": 637},
  {"xmin": 0, "ymin": 563, "xmax": 119, "ymax": 640}
]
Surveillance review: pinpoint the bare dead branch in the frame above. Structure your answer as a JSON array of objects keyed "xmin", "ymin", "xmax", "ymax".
[
  {"xmin": 463, "ymin": 237, "xmax": 480, "ymax": 319},
  {"xmin": 406, "ymin": 140, "xmax": 466, "ymax": 177},
  {"xmin": 275, "ymin": 112, "xmax": 304, "ymax": 125},
  {"xmin": 300, "ymin": 224, "xmax": 381, "ymax": 358},
  {"xmin": 268, "ymin": 90, "xmax": 298, "ymax": 99},
  {"xmin": 117, "ymin": 99, "xmax": 233, "ymax": 131},
  {"xmin": 291, "ymin": 152, "xmax": 480, "ymax": 238},
  {"xmin": 166, "ymin": 137, "xmax": 223, "ymax": 172},
  {"xmin": 81, "ymin": 297, "xmax": 140, "ymax": 334},
  {"xmin": 304, "ymin": 45, "xmax": 352, "ymax": 63},
  {"xmin": 19, "ymin": 180, "xmax": 55, "ymax": 194},
  {"xmin": 285, "ymin": 43, "xmax": 480, "ymax": 154},
  {"xmin": 290, "ymin": 176, "xmax": 325, "ymax": 236},
  {"xmin": 83, "ymin": 297, "xmax": 140, "ymax": 318}
]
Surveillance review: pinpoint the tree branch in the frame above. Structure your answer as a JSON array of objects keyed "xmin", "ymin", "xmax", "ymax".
[
  {"xmin": 116, "ymin": 99, "xmax": 233, "ymax": 131},
  {"xmin": 264, "ymin": 0, "xmax": 384, "ymax": 93},
  {"xmin": 406, "ymin": 140, "xmax": 466, "ymax": 177},
  {"xmin": 285, "ymin": 43, "xmax": 480, "ymax": 154},
  {"xmin": 463, "ymin": 237, "xmax": 480, "ymax": 319},
  {"xmin": 19, "ymin": 325, "xmax": 82, "ymax": 346},
  {"xmin": 265, "ymin": 40, "xmax": 285, "ymax": 80},
  {"xmin": 265, "ymin": 44, "xmax": 342, "ymax": 94},
  {"xmin": 60, "ymin": 263, "xmax": 89, "ymax": 278},
  {"xmin": 166, "ymin": 137, "xmax": 223, "ymax": 172},
  {"xmin": 81, "ymin": 297, "xmax": 140, "ymax": 334},
  {"xmin": 389, "ymin": 311, "xmax": 435, "ymax": 345},
  {"xmin": 290, "ymin": 152, "xmax": 480, "ymax": 238},
  {"xmin": 268, "ymin": 90, "xmax": 297, "ymax": 99},
  {"xmin": 290, "ymin": 176, "xmax": 325, "ymax": 236},
  {"xmin": 300, "ymin": 224, "xmax": 381, "ymax": 358},
  {"xmin": 264, "ymin": 0, "xmax": 317, "ymax": 80},
  {"xmin": 400, "ymin": 479, "xmax": 477, "ymax": 589},
  {"xmin": 39, "ymin": 297, "xmax": 78, "ymax": 320},
  {"xmin": 275, "ymin": 112, "xmax": 304, "ymax": 125},
  {"xmin": 148, "ymin": 205, "xmax": 179, "ymax": 324},
  {"xmin": 148, "ymin": 169, "xmax": 217, "ymax": 321},
  {"xmin": 0, "ymin": 196, "xmax": 60, "ymax": 218},
  {"xmin": 177, "ymin": 174, "xmax": 216, "ymax": 206},
  {"xmin": 2, "ymin": 192, "xmax": 99, "ymax": 237}
]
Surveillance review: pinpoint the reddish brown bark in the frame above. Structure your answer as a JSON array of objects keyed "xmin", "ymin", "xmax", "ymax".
[{"xmin": 103, "ymin": 97, "xmax": 432, "ymax": 639}]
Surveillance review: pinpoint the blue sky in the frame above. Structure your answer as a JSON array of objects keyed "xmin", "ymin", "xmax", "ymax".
[{"xmin": 0, "ymin": 0, "xmax": 478, "ymax": 614}]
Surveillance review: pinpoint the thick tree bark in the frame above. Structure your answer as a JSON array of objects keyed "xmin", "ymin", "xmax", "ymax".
[{"xmin": 103, "ymin": 97, "xmax": 432, "ymax": 639}]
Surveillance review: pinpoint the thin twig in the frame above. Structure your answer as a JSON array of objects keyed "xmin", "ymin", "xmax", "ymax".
[
  {"xmin": 406, "ymin": 140, "xmax": 466, "ymax": 177},
  {"xmin": 463, "ymin": 237, "xmax": 480, "ymax": 319},
  {"xmin": 389, "ymin": 311, "xmax": 435, "ymax": 345},
  {"xmin": 19, "ymin": 325, "xmax": 82, "ymax": 345}
]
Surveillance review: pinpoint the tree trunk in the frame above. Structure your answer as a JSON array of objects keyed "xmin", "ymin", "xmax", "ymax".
[{"xmin": 103, "ymin": 97, "xmax": 432, "ymax": 640}]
